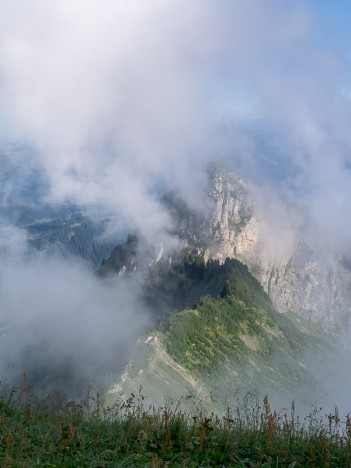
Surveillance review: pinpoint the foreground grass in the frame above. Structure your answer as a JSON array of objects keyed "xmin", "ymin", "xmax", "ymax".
[{"xmin": 1, "ymin": 385, "xmax": 351, "ymax": 467}]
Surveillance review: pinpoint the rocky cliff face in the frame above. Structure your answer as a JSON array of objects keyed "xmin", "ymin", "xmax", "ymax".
[
  {"xmin": 164, "ymin": 165, "xmax": 351, "ymax": 330},
  {"xmin": 192, "ymin": 167, "xmax": 351, "ymax": 329},
  {"xmin": 260, "ymin": 244, "xmax": 351, "ymax": 330},
  {"xmin": 100, "ymin": 164, "xmax": 351, "ymax": 330}
]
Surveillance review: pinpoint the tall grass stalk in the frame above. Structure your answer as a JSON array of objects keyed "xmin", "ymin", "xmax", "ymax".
[{"xmin": 0, "ymin": 383, "xmax": 351, "ymax": 466}]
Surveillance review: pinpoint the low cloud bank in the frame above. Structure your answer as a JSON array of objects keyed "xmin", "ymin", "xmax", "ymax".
[{"xmin": 0, "ymin": 249, "xmax": 150, "ymax": 395}]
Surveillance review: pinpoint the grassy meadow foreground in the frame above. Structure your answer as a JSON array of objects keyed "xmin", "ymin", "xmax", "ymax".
[{"xmin": 1, "ymin": 385, "xmax": 351, "ymax": 467}]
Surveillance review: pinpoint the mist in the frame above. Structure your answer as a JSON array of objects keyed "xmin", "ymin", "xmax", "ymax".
[
  {"xmin": 0, "ymin": 1, "xmax": 351, "ymax": 405},
  {"xmin": 0, "ymin": 246, "xmax": 150, "ymax": 395},
  {"xmin": 1, "ymin": 0, "xmax": 350, "ymax": 242}
]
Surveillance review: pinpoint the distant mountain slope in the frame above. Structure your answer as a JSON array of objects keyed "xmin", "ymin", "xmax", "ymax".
[
  {"xmin": 25, "ymin": 208, "xmax": 116, "ymax": 268},
  {"xmin": 0, "ymin": 202, "xmax": 116, "ymax": 268},
  {"xmin": 0, "ymin": 142, "xmax": 119, "ymax": 267}
]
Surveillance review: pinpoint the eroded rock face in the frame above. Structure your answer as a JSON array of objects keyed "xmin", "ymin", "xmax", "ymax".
[
  {"xmin": 162, "ymin": 165, "xmax": 351, "ymax": 330},
  {"xmin": 208, "ymin": 167, "xmax": 259, "ymax": 263},
  {"xmin": 160, "ymin": 166, "xmax": 260, "ymax": 262},
  {"xmin": 258, "ymin": 244, "xmax": 351, "ymax": 330}
]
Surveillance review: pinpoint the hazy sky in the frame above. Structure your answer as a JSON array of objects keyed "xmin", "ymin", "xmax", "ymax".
[
  {"xmin": 1, "ymin": 1, "xmax": 351, "ymax": 239},
  {"xmin": 311, "ymin": 0, "xmax": 351, "ymax": 48}
]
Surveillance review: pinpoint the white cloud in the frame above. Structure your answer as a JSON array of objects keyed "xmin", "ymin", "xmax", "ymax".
[{"xmin": 1, "ymin": 1, "xmax": 335, "ymax": 230}]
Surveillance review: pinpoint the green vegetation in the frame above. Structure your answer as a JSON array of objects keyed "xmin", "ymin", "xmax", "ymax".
[
  {"xmin": 1, "ymin": 385, "xmax": 351, "ymax": 467},
  {"xmin": 163, "ymin": 258, "xmax": 334, "ymax": 385},
  {"xmin": 26, "ymin": 213, "xmax": 115, "ymax": 267},
  {"xmin": 166, "ymin": 295, "xmax": 272, "ymax": 375},
  {"xmin": 0, "ymin": 199, "xmax": 116, "ymax": 268},
  {"xmin": 111, "ymin": 255, "xmax": 339, "ymax": 410}
]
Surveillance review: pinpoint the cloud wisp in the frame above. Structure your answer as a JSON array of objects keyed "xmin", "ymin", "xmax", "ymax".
[
  {"xmin": 0, "ymin": 249, "xmax": 150, "ymax": 395},
  {"xmin": 0, "ymin": 1, "xmax": 350, "ymax": 243}
]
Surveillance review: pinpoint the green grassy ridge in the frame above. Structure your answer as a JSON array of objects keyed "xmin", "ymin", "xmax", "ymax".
[
  {"xmin": 163, "ymin": 295, "xmax": 334, "ymax": 407},
  {"xmin": 165, "ymin": 295, "xmax": 272, "ymax": 373},
  {"xmin": 109, "ymin": 256, "xmax": 339, "ymax": 411},
  {"xmin": 165, "ymin": 296, "xmax": 334, "ymax": 374},
  {"xmin": 163, "ymin": 258, "xmax": 335, "ymax": 383},
  {"xmin": 1, "ymin": 388, "xmax": 351, "ymax": 467}
]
